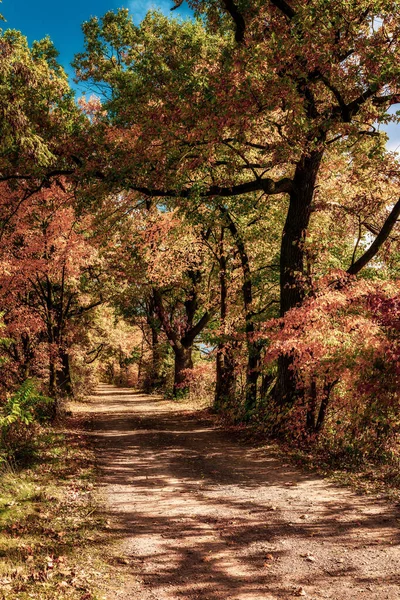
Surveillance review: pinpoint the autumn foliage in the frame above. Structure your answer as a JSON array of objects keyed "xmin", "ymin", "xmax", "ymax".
[{"xmin": 0, "ymin": 1, "xmax": 399, "ymax": 468}]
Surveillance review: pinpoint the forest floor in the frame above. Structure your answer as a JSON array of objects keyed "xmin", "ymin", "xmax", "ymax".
[
  {"xmin": 76, "ymin": 384, "xmax": 400, "ymax": 600},
  {"xmin": 0, "ymin": 412, "xmax": 109, "ymax": 600}
]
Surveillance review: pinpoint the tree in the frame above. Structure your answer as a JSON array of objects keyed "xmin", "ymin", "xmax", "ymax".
[
  {"xmin": 135, "ymin": 208, "xmax": 215, "ymax": 395},
  {"xmin": 0, "ymin": 28, "xmax": 80, "ymax": 183},
  {"xmin": 74, "ymin": 4, "xmax": 400, "ymax": 410},
  {"xmin": 0, "ymin": 181, "xmax": 103, "ymax": 397},
  {"xmin": 264, "ymin": 274, "xmax": 399, "ymax": 450}
]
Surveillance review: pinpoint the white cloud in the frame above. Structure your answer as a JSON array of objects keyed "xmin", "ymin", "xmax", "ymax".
[
  {"xmin": 127, "ymin": 0, "xmax": 176, "ymax": 24},
  {"xmin": 381, "ymin": 122, "xmax": 400, "ymax": 155}
]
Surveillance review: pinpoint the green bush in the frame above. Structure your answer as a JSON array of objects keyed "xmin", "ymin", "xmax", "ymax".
[{"xmin": 0, "ymin": 380, "xmax": 55, "ymax": 462}]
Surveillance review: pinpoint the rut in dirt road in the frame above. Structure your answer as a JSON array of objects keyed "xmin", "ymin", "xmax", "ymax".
[{"xmin": 88, "ymin": 384, "xmax": 400, "ymax": 600}]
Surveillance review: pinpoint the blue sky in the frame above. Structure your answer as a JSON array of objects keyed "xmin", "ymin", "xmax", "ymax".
[{"xmin": 2, "ymin": 0, "xmax": 399, "ymax": 148}]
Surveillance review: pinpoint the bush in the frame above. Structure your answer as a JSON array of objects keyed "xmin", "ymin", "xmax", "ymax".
[{"xmin": 0, "ymin": 379, "xmax": 55, "ymax": 462}]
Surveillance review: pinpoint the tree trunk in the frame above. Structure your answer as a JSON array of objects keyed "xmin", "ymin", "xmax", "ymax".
[
  {"xmin": 19, "ymin": 332, "xmax": 33, "ymax": 381},
  {"xmin": 153, "ymin": 286, "xmax": 210, "ymax": 397},
  {"xmin": 146, "ymin": 292, "xmax": 166, "ymax": 390},
  {"xmin": 150, "ymin": 326, "xmax": 167, "ymax": 389},
  {"xmin": 215, "ymin": 345, "xmax": 236, "ymax": 411},
  {"xmin": 56, "ymin": 350, "xmax": 74, "ymax": 397},
  {"xmin": 315, "ymin": 379, "xmax": 338, "ymax": 432},
  {"xmin": 219, "ymin": 208, "xmax": 261, "ymax": 416},
  {"xmin": 260, "ymin": 372, "xmax": 274, "ymax": 400},
  {"xmin": 173, "ymin": 345, "xmax": 193, "ymax": 396},
  {"xmin": 306, "ymin": 378, "xmax": 317, "ymax": 432},
  {"xmin": 274, "ymin": 150, "xmax": 324, "ymax": 408},
  {"xmin": 214, "ymin": 229, "xmax": 236, "ymax": 410},
  {"xmin": 244, "ymin": 345, "xmax": 260, "ymax": 415},
  {"xmin": 49, "ymin": 359, "xmax": 56, "ymax": 398},
  {"xmin": 215, "ymin": 345, "xmax": 225, "ymax": 410}
]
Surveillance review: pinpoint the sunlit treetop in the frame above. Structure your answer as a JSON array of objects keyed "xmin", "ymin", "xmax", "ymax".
[
  {"xmin": 0, "ymin": 27, "xmax": 82, "ymax": 181},
  {"xmin": 72, "ymin": 1, "xmax": 400, "ymax": 205}
]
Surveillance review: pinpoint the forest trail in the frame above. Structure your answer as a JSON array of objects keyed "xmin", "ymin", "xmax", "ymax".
[{"xmin": 83, "ymin": 384, "xmax": 400, "ymax": 600}]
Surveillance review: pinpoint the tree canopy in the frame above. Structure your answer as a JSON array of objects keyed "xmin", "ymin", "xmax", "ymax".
[{"xmin": 0, "ymin": 0, "xmax": 399, "ymax": 463}]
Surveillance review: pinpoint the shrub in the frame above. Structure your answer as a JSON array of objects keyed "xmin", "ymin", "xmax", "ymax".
[
  {"xmin": 0, "ymin": 379, "xmax": 55, "ymax": 462},
  {"xmin": 263, "ymin": 277, "xmax": 400, "ymax": 461}
]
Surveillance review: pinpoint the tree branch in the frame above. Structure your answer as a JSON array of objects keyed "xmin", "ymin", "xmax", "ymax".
[
  {"xmin": 182, "ymin": 311, "xmax": 212, "ymax": 347},
  {"xmin": 152, "ymin": 288, "xmax": 181, "ymax": 350},
  {"xmin": 0, "ymin": 169, "xmax": 74, "ymax": 183},
  {"xmin": 85, "ymin": 343, "xmax": 105, "ymax": 364},
  {"xmin": 269, "ymin": 0, "xmax": 295, "ymax": 19},
  {"xmin": 347, "ymin": 197, "xmax": 400, "ymax": 275},
  {"xmin": 69, "ymin": 298, "xmax": 103, "ymax": 317},
  {"xmin": 222, "ymin": 0, "xmax": 246, "ymax": 43},
  {"xmin": 130, "ymin": 177, "xmax": 292, "ymax": 199}
]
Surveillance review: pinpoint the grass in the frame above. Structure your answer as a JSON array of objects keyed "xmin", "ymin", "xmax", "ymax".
[
  {"xmin": 0, "ymin": 419, "xmax": 113, "ymax": 600},
  {"xmin": 284, "ymin": 445, "xmax": 400, "ymax": 501}
]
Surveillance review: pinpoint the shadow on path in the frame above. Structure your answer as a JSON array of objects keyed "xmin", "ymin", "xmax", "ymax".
[{"xmin": 85, "ymin": 384, "xmax": 400, "ymax": 600}]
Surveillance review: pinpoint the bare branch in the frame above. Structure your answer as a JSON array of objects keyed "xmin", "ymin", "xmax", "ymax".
[{"xmin": 348, "ymin": 197, "xmax": 400, "ymax": 275}]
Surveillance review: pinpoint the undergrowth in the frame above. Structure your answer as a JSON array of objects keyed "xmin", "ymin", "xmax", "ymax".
[
  {"xmin": 284, "ymin": 442, "xmax": 400, "ymax": 501},
  {"xmin": 215, "ymin": 409, "xmax": 400, "ymax": 501},
  {"xmin": 0, "ymin": 419, "xmax": 111, "ymax": 600}
]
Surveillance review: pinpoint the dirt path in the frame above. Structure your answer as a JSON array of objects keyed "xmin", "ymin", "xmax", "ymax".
[{"xmin": 84, "ymin": 384, "xmax": 400, "ymax": 600}]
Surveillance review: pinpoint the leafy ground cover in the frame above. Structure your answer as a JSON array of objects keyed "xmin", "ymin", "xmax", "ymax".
[{"xmin": 0, "ymin": 416, "xmax": 117, "ymax": 600}]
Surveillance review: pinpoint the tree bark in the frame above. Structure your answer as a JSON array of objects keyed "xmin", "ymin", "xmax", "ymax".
[
  {"xmin": 274, "ymin": 150, "xmax": 324, "ymax": 407},
  {"xmin": 173, "ymin": 345, "xmax": 193, "ymax": 395},
  {"xmin": 260, "ymin": 372, "xmax": 274, "ymax": 399},
  {"xmin": 215, "ymin": 346, "xmax": 236, "ymax": 411},
  {"xmin": 147, "ymin": 292, "xmax": 166, "ymax": 389},
  {"xmin": 56, "ymin": 350, "xmax": 74, "ymax": 397},
  {"xmin": 215, "ymin": 229, "xmax": 236, "ymax": 410},
  {"xmin": 306, "ymin": 378, "xmax": 317, "ymax": 432},
  {"xmin": 153, "ymin": 286, "xmax": 211, "ymax": 397},
  {"xmin": 244, "ymin": 347, "xmax": 260, "ymax": 414},
  {"xmin": 20, "ymin": 332, "xmax": 34, "ymax": 381},
  {"xmin": 219, "ymin": 206, "xmax": 261, "ymax": 415},
  {"xmin": 315, "ymin": 379, "xmax": 338, "ymax": 432},
  {"xmin": 49, "ymin": 358, "xmax": 56, "ymax": 398}
]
